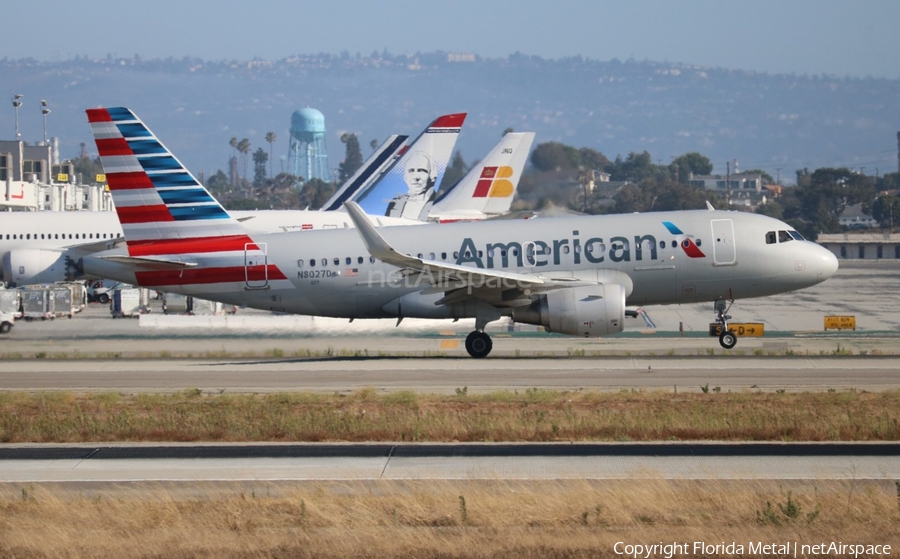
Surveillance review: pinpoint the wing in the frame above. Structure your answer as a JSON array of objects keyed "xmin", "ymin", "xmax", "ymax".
[{"xmin": 344, "ymin": 202, "xmax": 608, "ymax": 308}]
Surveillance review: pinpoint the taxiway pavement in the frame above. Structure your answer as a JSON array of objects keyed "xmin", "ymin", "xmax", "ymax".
[{"xmin": 2, "ymin": 443, "xmax": 897, "ymax": 482}]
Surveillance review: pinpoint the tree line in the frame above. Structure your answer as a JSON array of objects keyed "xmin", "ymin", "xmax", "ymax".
[
  {"xmin": 517, "ymin": 141, "xmax": 900, "ymax": 240},
  {"xmin": 64, "ymin": 130, "xmax": 900, "ymax": 240}
]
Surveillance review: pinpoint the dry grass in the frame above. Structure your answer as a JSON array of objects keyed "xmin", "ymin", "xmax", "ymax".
[
  {"xmin": 0, "ymin": 480, "xmax": 897, "ymax": 558},
  {"xmin": 2, "ymin": 389, "xmax": 899, "ymax": 443}
]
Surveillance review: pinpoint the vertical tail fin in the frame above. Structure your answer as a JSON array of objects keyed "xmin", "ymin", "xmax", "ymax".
[
  {"xmin": 353, "ymin": 113, "xmax": 466, "ymax": 220},
  {"xmin": 431, "ymin": 132, "xmax": 535, "ymax": 219},
  {"xmin": 320, "ymin": 134, "xmax": 408, "ymax": 212},
  {"xmin": 87, "ymin": 107, "xmax": 252, "ymax": 255},
  {"xmin": 86, "ymin": 108, "xmax": 286, "ymax": 290}
]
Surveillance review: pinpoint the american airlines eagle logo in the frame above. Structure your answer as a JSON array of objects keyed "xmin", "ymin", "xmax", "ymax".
[
  {"xmin": 472, "ymin": 166, "xmax": 515, "ymax": 198},
  {"xmin": 662, "ymin": 221, "xmax": 706, "ymax": 258}
]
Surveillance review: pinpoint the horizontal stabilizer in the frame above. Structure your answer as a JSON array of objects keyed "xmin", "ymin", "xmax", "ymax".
[{"xmin": 95, "ymin": 254, "xmax": 198, "ymax": 270}]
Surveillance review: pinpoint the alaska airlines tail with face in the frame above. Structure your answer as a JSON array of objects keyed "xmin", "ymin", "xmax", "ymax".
[
  {"xmin": 85, "ymin": 107, "xmax": 289, "ymax": 291},
  {"xmin": 429, "ymin": 132, "xmax": 535, "ymax": 221},
  {"xmin": 319, "ymin": 134, "xmax": 408, "ymax": 211},
  {"xmin": 352, "ymin": 113, "xmax": 466, "ymax": 221}
]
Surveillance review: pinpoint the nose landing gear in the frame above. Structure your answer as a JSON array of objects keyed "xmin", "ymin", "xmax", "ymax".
[{"xmin": 714, "ymin": 298, "xmax": 737, "ymax": 349}]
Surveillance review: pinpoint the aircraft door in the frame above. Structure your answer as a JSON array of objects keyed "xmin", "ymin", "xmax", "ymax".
[
  {"xmin": 244, "ymin": 242, "xmax": 269, "ymax": 289},
  {"xmin": 710, "ymin": 219, "xmax": 736, "ymax": 265}
]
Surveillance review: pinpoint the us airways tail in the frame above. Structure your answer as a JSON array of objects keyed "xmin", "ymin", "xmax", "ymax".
[
  {"xmin": 353, "ymin": 113, "xmax": 466, "ymax": 221},
  {"xmin": 429, "ymin": 132, "xmax": 535, "ymax": 222},
  {"xmin": 86, "ymin": 107, "xmax": 289, "ymax": 290}
]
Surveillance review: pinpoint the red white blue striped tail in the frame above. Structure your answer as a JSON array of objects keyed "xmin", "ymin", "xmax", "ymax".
[
  {"xmin": 87, "ymin": 107, "xmax": 287, "ymax": 289},
  {"xmin": 87, "ymin": 107, "xmax": 247, "ymax": 246}
]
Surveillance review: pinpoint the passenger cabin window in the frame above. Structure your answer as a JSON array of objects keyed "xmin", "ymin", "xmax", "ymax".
[{"xmin": 309, "ymin": 259, "xmax": 316, "ymax": 267}]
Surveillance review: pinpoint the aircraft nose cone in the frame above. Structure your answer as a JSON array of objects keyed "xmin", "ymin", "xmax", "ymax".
[{"xmin": 814, "ymin": 245, "xmax": 839, "ymax": 281}]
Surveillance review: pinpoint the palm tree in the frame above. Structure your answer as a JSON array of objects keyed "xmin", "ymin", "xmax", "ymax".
[
  {"xmin": 229, "ymin": 137, "xmax": 238, "ymax": 186},
  {"xmin": 265, "ymin": 132, "xmax": 277, "ymax": 178},
  {"xmin": 237, "ymin": 138, "xmax": 251, "ymax": 183}
]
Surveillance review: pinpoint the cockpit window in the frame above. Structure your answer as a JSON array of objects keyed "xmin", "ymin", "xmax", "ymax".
[
  {"xmin": 765, "ymin": 231, "xmax": 776, "ymax": 244},
  {"xmin": 778, "ymin": 230, "xmax": 793, "ymax": 243},
  {"xmin": 788, "ymin": 230, "xmax": 805, "ymax": 241}
]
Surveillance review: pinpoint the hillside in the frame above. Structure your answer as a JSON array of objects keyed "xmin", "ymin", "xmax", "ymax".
[{"xmin": 3, "ymin": 52, "xmax": 899, "ymax": 181}]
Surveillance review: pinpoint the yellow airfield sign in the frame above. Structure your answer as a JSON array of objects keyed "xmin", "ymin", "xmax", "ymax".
[
  {"xmin": 824, "ymin": 316, "xmax": 856, "ymax": 330},
  {"xmin": 708, "ymin": 323, "xmax": 765, "ymax": 337}
]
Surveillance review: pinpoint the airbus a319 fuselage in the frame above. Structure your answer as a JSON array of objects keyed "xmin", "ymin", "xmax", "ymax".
[
  {"xmin": 86, "ymin": 209, "xmax": 836, "ymax": 319},
  {"xmin": 82, "ymin": 106, "xmax": 838, "ymax": 358}
]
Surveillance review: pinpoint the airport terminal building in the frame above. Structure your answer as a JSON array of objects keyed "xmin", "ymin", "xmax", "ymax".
[{"xmin": 817, "ymin": 232, "xmax": 900, "ymax": 260}]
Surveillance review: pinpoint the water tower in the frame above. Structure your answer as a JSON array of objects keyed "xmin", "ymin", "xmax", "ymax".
[{"xmin": 288, "ymin": 108, "xmax": 331, "ymax": 182}]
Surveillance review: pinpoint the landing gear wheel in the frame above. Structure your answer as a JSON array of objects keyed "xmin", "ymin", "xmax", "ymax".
[
  {"xmin": 465, "ymin": 331, "xmax": 493, "ymax": 358},
  {"xmin": 719, "ymin": 331, "xmax": 737, "ymax": 350}
]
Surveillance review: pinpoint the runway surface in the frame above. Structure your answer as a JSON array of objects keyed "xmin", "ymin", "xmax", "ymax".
[
  {"xmin": 1, "ymin": 355, "xmax": 899, "ymax": 393},
  {"xmin": 2, "ymin": 443, "xmax": 898, "ymax": 482}
]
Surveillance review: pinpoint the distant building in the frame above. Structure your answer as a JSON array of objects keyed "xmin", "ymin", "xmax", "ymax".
[
  {"xmin": 0, "ymin": 140, "xmax": 53, "ymax": 183},
  {"xmin": 818, "ymin": 233, "xmax": 900, "ymax": 260},
  {"xmin": 447, "ymin": 53, "xmax": 476, "ymax": 63},
  {"xmin": 1, "ymin": 139, "xmax": 111, "ymax": 211},
  {"xmin": 838, "ymin": 203, "xmax": 878, "ymax": 230},
  {"xmin": 689, "ymin": 172, "xmax": 764, "ymax": 193},
  {"xmin": 762, "ymin": 184, "xmax": 782, "ymax": 199}
]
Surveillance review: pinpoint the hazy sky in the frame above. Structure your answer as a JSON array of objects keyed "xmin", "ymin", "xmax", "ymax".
[{"xmin": 6, "ymin": 0, "xmax": 900, "ymax": 78}]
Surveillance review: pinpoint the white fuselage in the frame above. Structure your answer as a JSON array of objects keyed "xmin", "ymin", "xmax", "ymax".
[
  {"xmin": 0, "ymin": 209, "xmax": 418, "ymax": 283},
  {"xmin": 83, "ymin": 210, "xmax": 838, "ymax": 320}
]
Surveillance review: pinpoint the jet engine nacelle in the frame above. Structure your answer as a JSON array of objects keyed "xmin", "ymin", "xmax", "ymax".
[
  {"xmin": 1, "ymin": 249, "xmax": 77, "ymax": 286},
  {"xmin": 512, "ymin": 284, "xmax": 626, "ymax": 337}
]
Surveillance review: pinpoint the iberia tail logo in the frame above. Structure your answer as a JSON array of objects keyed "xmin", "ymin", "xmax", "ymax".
[
  {"xmin": 662, "ymin": 221, "xmax": 706, "ymax": 258},
  {"xmin": 472, "ymin": 166, "xmax": 514, "ymax": 198}
]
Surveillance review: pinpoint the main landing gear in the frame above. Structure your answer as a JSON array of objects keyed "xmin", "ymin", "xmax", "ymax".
[
  {"xmin": 714, "ymin": 299, "xmax": 737, "ymax": 350},
  {"xmin": 465, "ymin": 307, "xmax": 501, "ymax": 358},
  {"xmin": 465, "ymin": 330, "xmax": 493, "ymax": 358}
]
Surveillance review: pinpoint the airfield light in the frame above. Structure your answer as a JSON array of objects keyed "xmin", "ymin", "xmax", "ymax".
[
  {"xmin": 12, "ymin": 94, "xmax": 23, "ymax": 140},
  {"xmin": 41, "ymin": 99, "xmax": 51, "ymax": 143}
]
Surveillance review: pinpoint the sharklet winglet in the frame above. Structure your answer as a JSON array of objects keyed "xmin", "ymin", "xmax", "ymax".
[{"xmin": 343, "ymin": 202, "xmax": 407, "ymax": 264}]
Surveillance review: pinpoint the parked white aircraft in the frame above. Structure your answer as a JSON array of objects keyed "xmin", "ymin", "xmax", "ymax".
[
  {"xmin": 83, "ymin": 107, "xmax": 838, "ymax": 357},
  {"xmin": 2, "ymin": 114, "xmax": 534, "ymax": 285}
]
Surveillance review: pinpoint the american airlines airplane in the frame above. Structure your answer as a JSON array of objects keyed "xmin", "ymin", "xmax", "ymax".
[
  {"xmin": 1, "ymin": 115, "xmax": 534, "ymax": 285},
  {"xmin": 81, "ymin": 107, "xmax": 838, "ymax": 357}
]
